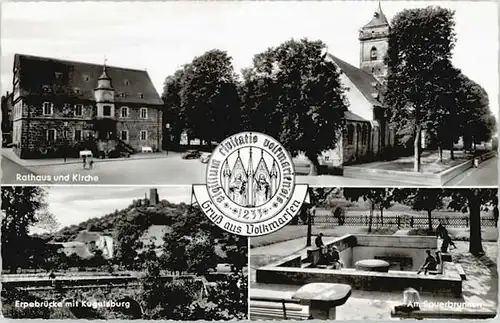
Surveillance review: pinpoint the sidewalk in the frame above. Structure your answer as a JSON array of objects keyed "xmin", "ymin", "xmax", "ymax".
[
  {"xmin": 1, "ymin": 148, "xmax": 177, "ymax": 167},
  {"xmin": 353, "ymin": 150, "xmax": 473, "ymax": 173}
]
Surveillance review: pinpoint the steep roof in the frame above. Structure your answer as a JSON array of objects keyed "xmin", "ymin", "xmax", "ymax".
[
  {"xmin": 14, "ymin": 54, "xmax": 163, "ymax": 105},
  {"xmin": 327, "ymin": 54, "xmax": 381, "ymax": 107},
  {"xmin": 363, "ymin": 1, "xmax": 389, "ymax": 28},
  {"xmin": 345, "ymin": 110, "xmax": 369, "ymax": 122}
]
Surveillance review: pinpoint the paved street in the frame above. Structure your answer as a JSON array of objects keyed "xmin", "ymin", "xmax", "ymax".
[
  {"xmin": 2, "ymin": 151, "xmax": 497, "ymax": 186},
  {"xmin": 446, "ymin": 156, "xmax": 498, "ymax": 186},
  {"xmin": 1, "ymin": 155, "xmax": 40, "ymax": 185}
]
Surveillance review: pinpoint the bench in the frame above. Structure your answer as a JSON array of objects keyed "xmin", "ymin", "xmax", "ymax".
[
  {"xmin": 391, "ymin": 309, "xmax": 496, "ymax": 320},
  {"xmin": 250, "ymin": 283, "xmax": 352, "ymax": 320},
  {"xmin": 250, "ymin": 289, "xmax": 309, "ymax": 320},
  {"xmin": 455, "ymin": 264, "xmax": 466, "ymax": 280}
]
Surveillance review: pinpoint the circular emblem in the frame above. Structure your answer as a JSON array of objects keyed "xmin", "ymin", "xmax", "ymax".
[{"xmin": 205, "ymin": 132, "xmax": 296, "ymax": 234}]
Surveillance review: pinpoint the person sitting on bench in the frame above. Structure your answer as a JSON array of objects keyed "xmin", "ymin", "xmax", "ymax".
[
  {"xmin": 417, "ymin": 250, "xmax": 437, "ymax": 275},
  {"xmin": 315, "ymin": 233, "xmax": 327, "ymax": 255},
  {"xmin": 329, "ymin": 246, "xmax": 343, "ymax": 269}
]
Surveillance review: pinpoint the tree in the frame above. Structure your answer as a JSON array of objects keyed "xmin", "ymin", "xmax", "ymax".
[
  {"xmin": 424, "ymin": 65, "xmax": 462, "ymax": 161},
  {"xmin": 162, "ymin": 68, "xmax": 188, "ymax": 147},
  {"xmin": 378, "ymin": 189, "xmax": 395, "ymax": 227},
  {"xmin": 1, "ymin": 186, "xmax": 49, "ymax": 272},
  {"xmin": 385, "ymin": 6, "xmax": 456, "ymax": 171},
  {"xmin": 161, "ymin": 232, "xmax": 188, "ymax": 275},
  {"xmin": 394, "ymin": 188, "xmax": 445, "ymax": 232},
  {"xmin": 445, "ymin": 189, "xmax": 497, "ymax": 255},
  {"xmin": 245, "ymin": 39, "xmax": 348, "ymax": 174},
  {"xmin": 343, "ymin": 188, "xmax": 394, "ymax": 233},
  {"xmin": 113, "ymin": 221, "xmax": 144, "ymax": 269},
  {"xmin": 185, "ymin": 232, "xmax": 218, "ymax": 275},
  {"xmin": 455, "ymin": 74, "xmax": 496, "ymax": 150},
  {"xmin": 179, "ymin": 49, "xmax": 242, "ymax": 144},
  {"xmin": 35, "ymin": 210, "xmax": 60, "ymax": 233}
]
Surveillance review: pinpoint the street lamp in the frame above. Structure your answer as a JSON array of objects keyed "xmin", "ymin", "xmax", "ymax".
[
  {"xmin": 165, "ymin": 123, "xmax": 170, "ymax": 155},
  {"xmin": 63, "ymin": 121, "xmax": 69, "ymax": 162}
]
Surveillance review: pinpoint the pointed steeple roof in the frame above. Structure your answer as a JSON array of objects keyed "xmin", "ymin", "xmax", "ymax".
[
  {"xmin": 98, "ymin": 63, "xmax": 111, "ymax": 80},
  {"xmin": 363, "ymin": 0, "xmax": 389, "ymax": 28}
]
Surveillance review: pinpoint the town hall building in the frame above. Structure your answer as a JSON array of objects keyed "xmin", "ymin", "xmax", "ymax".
[
  {"xmin": 319, "ymin": 2, "xmax": 397, "ymax": 168},
  {"xmin": 10, "ymin": 54, "xmax": 163, "ymax": 159}
]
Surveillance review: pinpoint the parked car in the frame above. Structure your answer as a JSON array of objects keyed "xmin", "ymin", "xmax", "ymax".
[
  {"xmin": 182, "ymin": 150, "xmax": 201, "ymax": 160},
  {"xmin": 200, "ymin": 153, "xmax": 212, "ymax": 163}
]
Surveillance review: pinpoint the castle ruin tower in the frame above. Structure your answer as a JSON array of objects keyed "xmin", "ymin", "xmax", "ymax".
[
  {"xmin": 359, "ymin": 0, "xmax": 390, "ymax": 83},
  {"xmin": 149, "ymin": 188, "xmax": 159, "ymax": 205}
]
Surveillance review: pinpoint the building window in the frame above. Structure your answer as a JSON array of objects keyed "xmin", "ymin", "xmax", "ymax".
[
  {"xmin": 120, "ymin": 130, "xmax": 128, "ymax": 141},
  {"xmin": 46, "ymin": 129, "xmax": 57, "ymax": 142},
  {"xmin": 121, "ymin": 106, "xmax": 129, "ymax": 118},
  {"xmin": 347, "ymin": 124, "xmax": 354, "ymax": 145},
  {"xmin": 55, "ymin": 72, "xmax": 63, "ymax": 79},
  {"xmin": 140, "ymin": 130, "xmax": 147, "ymax": 141},
  {"xmin": 103, "ymin": 105, "xmax": 112, "ymax": 116},
  {"xmin": 75, "ymin": 104, "xmax": 84, "ymax": 116},
  {"xmin": 42, "ymin": 102, "xmax": 53, "ymax": 115},
  {"xmin": 74, "ymin": 129, "xmax": 82, "ymax": 141},
  {"xmin": 370, "ymin": 47, "xmax": 377, "ymax": 61},
  {"xmin": 124, "ymin": 80, "xmax": 129, "ymax": 86},
  {"xmin": 140, "ymin": 107, "xmax": 148, "ymax": 119},
  {"xmin": 139, "ymin": 93, "xmax": 144, "ymax": 99}
]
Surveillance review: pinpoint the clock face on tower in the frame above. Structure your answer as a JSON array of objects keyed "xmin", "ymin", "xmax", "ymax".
[{"xmin": 103, "ymin": 92, "xmax": 113, "ymax": 101}]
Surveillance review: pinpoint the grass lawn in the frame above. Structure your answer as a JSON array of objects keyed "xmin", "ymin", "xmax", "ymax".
[{"xmin": 250, "ymin": 225, "xmax": 398, "ymax": 248}]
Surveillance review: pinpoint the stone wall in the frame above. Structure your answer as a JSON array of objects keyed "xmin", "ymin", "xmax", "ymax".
[
  {"xmin": 13, "ymin": 98, "xmax": 162, "ymax": 158},
  {"xmin": 116, "ymin": 105, "xmax": 162, "ymax": 151},
  {"xmin": 255, "ymin": 266, "xmax": 462, "ymax": 297}
]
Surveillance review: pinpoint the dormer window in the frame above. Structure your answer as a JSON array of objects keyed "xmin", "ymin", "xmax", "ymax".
[
  {"xmin": 42, "ymin": 85, "xmax": 52, "ymax": 93},
  {"xmin": 55, "ymin": 72, "xmax": 63, "ymax": 79},
  {"xmin": 370, "ymin": 47, "xmax": 377, "ymax": 61},
  {"xmin": 124, "ymin": 79, "xmax": 130, "ymax": 86},
  {"xmin": 83, "ymin": 75, "xmax": 90, "ymax": 82},
  {"xmin": 117, "ymin": 92, "xmax": 125, "ymax": 98},
  {"xmin": 139, "ymin": 93, "xmax": 144, "ymax": 99},
  {"xmin": 74, "ymin": 88, "xmax": 81, "ymax": 95}
]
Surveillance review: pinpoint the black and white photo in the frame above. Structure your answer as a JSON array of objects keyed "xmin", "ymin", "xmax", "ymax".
[
  {"xmin": 1, "ymin": 1, "xmax": 497, "ymax": 186},
  {"xmin": 249, "ymin": 187, "xmax": 498, "ymax": 320},
  {"xmin": 1, "ymin": 186, "xmax": 248, "ymax": 320}
]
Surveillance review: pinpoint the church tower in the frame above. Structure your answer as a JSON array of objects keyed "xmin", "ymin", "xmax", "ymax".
[{"xmin": 359, "ymin": 1, "xmax": 389, "ymax": 82}]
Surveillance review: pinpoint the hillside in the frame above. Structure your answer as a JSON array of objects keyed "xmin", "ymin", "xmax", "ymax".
[{"xmin": 47, "ymin": 199, "xmax": 189, "ymax": 242}]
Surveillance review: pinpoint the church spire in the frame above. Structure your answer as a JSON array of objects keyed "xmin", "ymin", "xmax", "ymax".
[{"xmin": 362, "ymin": 0, "xmax": 389, "ymax": 28}]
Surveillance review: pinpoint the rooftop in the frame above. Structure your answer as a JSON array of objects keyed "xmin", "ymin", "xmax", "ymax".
[{"xmin": 14, "ymin": 53, "xmax": 163, "ymax": 105}]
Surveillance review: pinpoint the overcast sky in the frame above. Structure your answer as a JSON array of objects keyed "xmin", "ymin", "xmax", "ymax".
[
  {"xmin": 32, "ymin": 186, "xmax": 191, "ymax": 232},
  {"xmin": 1, "ymin": 1, "xmax": 497, "ymax": 118}
]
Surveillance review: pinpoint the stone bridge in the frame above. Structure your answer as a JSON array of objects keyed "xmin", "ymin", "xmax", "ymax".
[{"xmin": 2, "ymin": 273, "xmax": 212, "ymax": 319}]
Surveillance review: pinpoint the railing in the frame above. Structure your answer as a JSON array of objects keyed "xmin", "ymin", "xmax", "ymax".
[
  {"xmin": 116, "ymin": 138, "xmax": 136, "ymax": 154},
  {"xmin": 312, "ymin": 210, "xmax": 496, "ymax": 228}
]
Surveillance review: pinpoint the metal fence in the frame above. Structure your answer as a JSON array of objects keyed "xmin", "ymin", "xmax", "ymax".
[{"xmin": 313, "ymin": 209, "xmax": 497, "ymax": 228}]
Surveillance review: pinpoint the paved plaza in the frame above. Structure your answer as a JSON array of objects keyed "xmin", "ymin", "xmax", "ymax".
[
  {"xmin": 250, "ymin": 229, "xmax": 498, "ymax": 320},
  {"xmin": 3, "ymin": 148, "xmax": 496, "ymax": 185}
]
